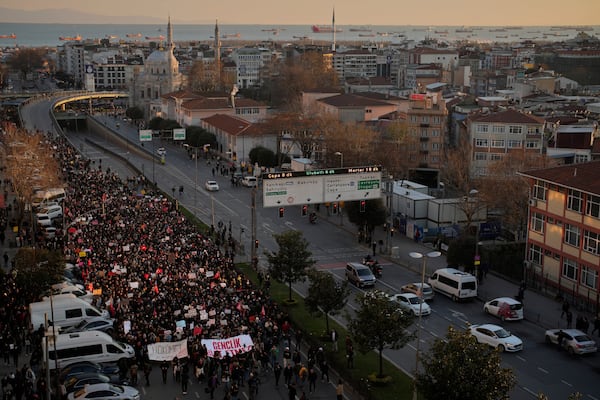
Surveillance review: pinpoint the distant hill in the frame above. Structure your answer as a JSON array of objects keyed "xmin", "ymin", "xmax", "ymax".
[{"xmin": 0, "ymin": 7, "xmax": 204, "ymax": 24}]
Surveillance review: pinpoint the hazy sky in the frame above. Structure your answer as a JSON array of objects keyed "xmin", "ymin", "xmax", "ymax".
[{"xmin": 6, "ymin": 0, "xmax": 599, "ymax": 25}]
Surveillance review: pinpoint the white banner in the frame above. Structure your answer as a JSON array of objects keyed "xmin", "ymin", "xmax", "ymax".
[
  {"xmin": 147, "ymin": 339, "xmax": 189, "ymax": 361},
  {"xmin": 201, "ymin": 335, "xmax": 254, "ymax": 358}
]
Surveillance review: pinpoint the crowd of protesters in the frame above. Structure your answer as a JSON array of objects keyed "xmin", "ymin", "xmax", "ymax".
[{"xmin": 0, "ymin": 133, "xmax": 334, "ymax": 400}]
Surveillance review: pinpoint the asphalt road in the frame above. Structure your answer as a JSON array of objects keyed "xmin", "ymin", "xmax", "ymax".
[{"xmin": 18, "ymin": 100, "xmax": 600, "ymax": 400}]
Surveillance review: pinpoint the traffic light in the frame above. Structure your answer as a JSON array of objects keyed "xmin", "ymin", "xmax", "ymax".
[
  {"xmin": 279, "ymin": 207, "xmax": 285, "ymax": 218},
  {"xmin": 360, "ymin": 200, "xmax": 366, "ymax": 212},
  {"xmin": 332, "ymin": 202, "xmax": 338, "ymax": 215},
  {"xmin": 302, "ymin": 205, "xmax": 308, "ymax": 216},
  {"xmin": 254, "ymin": 239, "xmax": 259, "ymax": 249}
]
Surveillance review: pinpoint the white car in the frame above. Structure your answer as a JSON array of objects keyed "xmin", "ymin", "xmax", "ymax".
[
  {"xmin": 68, "ymin": 383, "xmax": 140, "ymax": 400},
  {"xmin": 36, "ymin": 213, "xmax": 53, "ymax": 227},
  {"xmin": 483, "ymin": 297, "xmax": 524, "ymax": 321},
  {"xmin": 544, "ymin": 329, "xmax": 597, "ymax": 355},
  {"xmin": 468, "ymin": 323, "xmax": 523, "ymax": 352},
  {"xmin": 38, "ymin": 204, "xmax": 63, "ymax": 220},
  {"xmin": 205, "ymin": 180, "xmax": 220, "ymax": 191},
  {"xmin": 388, "ymin": 293, "xmax": 431, "ymax": 316},
  {"xmin": 400, "ymin": 282, "xmax": 434, "ymax": 301},
  {"xmin": 43, "ymin": 226, "xmax": 57, "ymax": 239},
  {"xmin": 156, "ymin": 147, "xmax": 166, "ymax": 156}
]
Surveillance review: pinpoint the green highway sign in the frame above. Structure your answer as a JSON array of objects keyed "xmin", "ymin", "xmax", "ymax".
[
  {"xmin": 139, "ymin": 129, "xmax": 152, "ymax": 142},
  {"xmin": 358, "ymin": 179, "xmax": 380, "ymax": 190}
]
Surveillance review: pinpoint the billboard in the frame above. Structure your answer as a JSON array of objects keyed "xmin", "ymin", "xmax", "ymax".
[
  {"xmin": 262, "ymin": 166, "xmax": 382, "ymax": 208},
  {"xmin": 139, "ymin": 129, "xmax": 152, "ymax": 142}
]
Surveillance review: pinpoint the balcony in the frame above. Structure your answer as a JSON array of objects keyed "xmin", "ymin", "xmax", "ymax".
[
  {"xmin": 420, "ymin": 123, "xmax": 430, "ymax": 128},
  {"xmin": 419, "ymin": 137, "xmax": 429, "ymax": 142}
]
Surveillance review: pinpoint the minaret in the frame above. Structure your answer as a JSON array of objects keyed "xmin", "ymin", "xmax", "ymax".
[
  {"xmin": 332, "ymin": 7, "xmax": 336, "ymax": 52},
  {"xmin": 215, "ymin": 19, "xmax": 222, "ymax": 90},
  {"xmin": 167, "ymin": 16, "xmax": 175, "ymax": 76}
]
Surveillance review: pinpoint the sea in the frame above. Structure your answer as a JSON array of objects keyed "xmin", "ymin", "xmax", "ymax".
[{"xmin": 0, "ymin": 22, "xmax": 599, "ymax": 48}]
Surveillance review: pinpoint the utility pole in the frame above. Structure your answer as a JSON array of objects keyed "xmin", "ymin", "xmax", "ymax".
[{"xmin": 251, "ymin": 187, "xmax": 257, "ymax": 266}]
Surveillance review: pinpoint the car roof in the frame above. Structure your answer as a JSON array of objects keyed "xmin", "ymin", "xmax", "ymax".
[
  {"xmin": 490, "ymin": 297, "xmax": 521, "ymax": 304},
  {"xmin": 473, "ymin": 323, "xmax": 504, "ymax": 330},
  {"xmin": 549, "ymin": 328, "xmax": 588, "ymax": 336},
  {"xmin": 396, "ymin": 292, "xmax": 418, "ymax": 298}
]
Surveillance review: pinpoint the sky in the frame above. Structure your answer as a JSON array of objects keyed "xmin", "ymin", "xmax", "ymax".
[{"xmin": 4, "ymin": 0, "xmax": 600, "ymax": 26}]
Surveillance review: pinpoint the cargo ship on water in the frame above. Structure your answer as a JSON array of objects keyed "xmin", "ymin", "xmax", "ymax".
[
  {"xmin": 311, "ymin": 25, "xmax": 342, "ymax": 33},
  {"xmin": 59, "ymin": 35, "xmax": 81, "ymax": 41},
  {"xmin": 0, "ymin": 33, "xmax": 16, "ymax": 39}
]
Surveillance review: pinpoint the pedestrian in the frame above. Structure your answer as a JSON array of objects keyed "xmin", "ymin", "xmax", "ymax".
[
  {"xmin": 561, "ymin": 299, "xmax": 570, "ymax": 318},
  {"xmin": 207, "ymin": 372, "xmax": 218, "ymax": 400},
  {"xmin": 129, "ymin": 361, "xmax": 138, "ymax": 385},
  {"xmin": 273, "ymin": 362, "xmax": 282, "ymax": 386},
  {"xmin": 283, "ymin": 364, "xmax": 293, "ymax": 386},
  {"xmin": 336, "ymin": 379, "xmax": 344, "ymax": 400},
  {"xmin": 582, "ymin": 316, "xmax": 590, "ymax": 334},
  {"xmin": 346, "ymin": 344, "xmax": 354, "ymax": 369},
  {"xmin": 307, "ymin": 367, "xmax": 317, "ymax": 393},
  {"xmin": 3, "ymin": 252, "xmax": 8, "ymax": 268},
  {"xmin": 179, "ymin": 185, "xmax": 184, "ymax": 197},
  {"xmin": 143, "ymin": 363, "xmax": 152, "ymax": 386},
  {"xmin": 181, "ymin": 364, "xmax": 189, "ymax": 395},
  {"xmin": 566, "ymin": 310, "xmax": 573, "ymax": 328},
  {"xmin": 372, "ymin": 241, "xmax": 377, "ymax": 256},
  {"xmin": 320, "ymin": 360, "xmax": 329, "ymax": 383},
  {"xmin": 160, "ymin": 360, "xmax": 169, "ymax": 384},
  {"xmin": 287, "ymin": 382, "xmax": 297, "ymax": 400},
  {"xmin": 331, "ymin": 329, "xmax": 338, "ymax": 352},
  {"xmin": 592, "ymin": 314, "xmax": 600, "ymax": 335}
]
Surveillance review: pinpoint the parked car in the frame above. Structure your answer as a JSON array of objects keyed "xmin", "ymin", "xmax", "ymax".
[
  {"xmin": 400, "ymin": 282, "xmax": 434, "ymax": 301},
  {"xmin": 36, "ymin": 213, "xmax": 53, "ymax": 227},
  {"xmin": 68, "ymin": 383, "xmax": 140, "ymax": 400},
  {"xmin": 483, "ymin": 297, "xmax": 524, "ymax": 321},
  {"xmin": 64, "ymin": 373, "xmax": 127, "ymax": 393},
  {"xmin": 38, "ymin": 204, "xmax": 63, "ymax": 220},
  {"xmin": 59, "ymin": 362, "xmax": 121, "ymax": 383},
  {"xmin": 62, "ymin": 317, "xmax": 115, "ymax": 335},
  {"xmin": 156, "ymin": 147, "xmax": 166, "ymax": 156},
  {"xmin": 43, "ymin": 226, "xmax": 57, "ymax": 239},
  {"xmin": 468, "ymin": 323, "xmax": 523, "ymax": 352},
  {"xmin": 544, "ymin": 329, "xmax": 598, "ymax": 355},
  {"xmin": 205, "ymin": 180, "xmax": 219, "ymax": 191},
  {"xmin": 388, "ymin": 293, "xmax": 432, "ymax": 316}
]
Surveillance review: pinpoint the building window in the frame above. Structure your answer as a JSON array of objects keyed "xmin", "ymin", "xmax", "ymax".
[
  {"xmin": 431, "ymin": 130, "xmax": 440, "ymax": 137},
  {"xmin": 529, "ymin": 244, "xmax": 543, "ymax": 265},
  {"xmin": 490, "ymin": 154, "xmax": 503, "ymax": 161},
  {"xmin": 507, "ymin": 140, "xmax": 522, "ymax": 148},
  {"xmin": 433, "ymin": 116, "xmax": 441, "ymax": 123},
  {"xmin": 583, "ymin": 230, "xmax": 600, "ymax": 255},
  {"xmin": 491, "ymin": 139, "xmax": 505, "ymax": 148},
  {"xmin": 562, "ymin": 258, "xmax": 577, "ymax": 281},
  {"xmin": 509, "ymin": 125, "xmax": 522, "ymax": 134},
  {"xmin": 432, "ymin": 143, "xmax": 440, "ymax": 150},
  {"xmin": 564, "ymin": 223, "xmax": 580, "ymax": 247},
  {"xmin": 422, "ymin": 116, "xmax": 429, "ymax": 123},
  {"xmin": 533, "ymin": 181, "xmax": 547, "ymax": 201},
  {"xmin": 411, "ymin": 115, "xmax": 418, "ymax": 122},
  {"xmin": 567, "ymin": 189, "xmax": 583, "ymax": 213},
  {"xmin": 474, "ymin": 153, "xmax": 487, "ymax": 161},
  {"xmin": 531, "ymin": 212, "xmax": 544, "ymax": 233},
  {"xmin": 526, "ymin": 141, "xmax": 539, "ymax": 148},
  {"xmin": 527, "ymin": 126, "xmax": 540, "ymax": 134},
  {"xmin": 586, "ymin": 194, "xmax": 600, "ymax": 218},
  {"xmin": 475, "ymin": 138, "xmax": 488, "ymax": 147},
  {"xmin": 476, "ymin": 124, "xmax": 489, "ymax": 133},
  {"xmin": 581, "ymin": 266, "xmax": 598, "ymax": 289},
  {"xmin": 492, "ymin": 125, "xmax": 504, "ymax": 133},
  {"xmin": 421, "ymin": 129, "xmax": 428, "ymax": 137}
]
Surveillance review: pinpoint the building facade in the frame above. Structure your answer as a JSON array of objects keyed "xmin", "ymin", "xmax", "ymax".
[
  {"xmin": 520, "ymin": 161, "xmax": 600, "ymax": 311},
  {"xmin": 406, "ymin": 90, "xmax": 447, "ymax": 169}
]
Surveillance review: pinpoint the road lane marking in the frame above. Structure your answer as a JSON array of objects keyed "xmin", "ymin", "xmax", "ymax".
[
  {"xmin": 516, "ymin": 355, "xmax": 526, "ymax": 362},
  {"xmin": 561, "ymin": 380, "xmax": 572, "ymax": 387},
  {"xmin": 588, "ymin": 395, "xmax": 598, "ymax": 400},
  {"xmin": 522, "ymin": 387, "xmax": 537, "ymax": 397},
  {"xmin": 537, "ymin": 367, "xmax": 549, "ymax": 374}
]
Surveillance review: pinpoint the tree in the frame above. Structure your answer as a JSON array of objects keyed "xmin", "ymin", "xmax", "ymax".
[
  {"xmin": 265, "ymin": 230, "xmax": 315, "ymax": 302},
  {"xmin": 249, "ymin": 146, "xmax": 277, "ymax": 168},
  {"xmin": 345, "ymin": 198, "xmax": 387, "ymax": 234},
  {"xmin": 348, "ymin": 290, "xmax": 415, "ymax": 378},
  {"xmin": 8, "ymin": 48, "xmax": 46, "ymax": 79},
  {"xmin": 415, "ymin": 326, "xmax": 516, "ymax": 400},
  {"xmin": 188, "ymin": 59, "xmax": 219, "ymax": 92},
  {"xmin": 12, "ymin": 248, "xmax": 65, "ymax": 299},
  {"xmin": 125, "ymin": 106, "xmax": 144, "ymax": 121},
  {"xmin": 185, "ymin": 126, "xmax": 216, "ymax": 149},
  {"xmin": 304, "ymin": 269, "xmax": 350, "ymax": 333}
]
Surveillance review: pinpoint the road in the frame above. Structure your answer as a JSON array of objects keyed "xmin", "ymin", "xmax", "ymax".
[{"xmin": 19, "ymin": 99, "xmax": 600, "ymax": 400}]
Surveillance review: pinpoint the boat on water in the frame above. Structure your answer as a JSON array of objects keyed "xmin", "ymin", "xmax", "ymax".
[
  {"xmin": 126, "ymin": 33, "xmax": 142, "ymax": 38},
  {"xmin": 222, "ymin": 33, "xmax": 241, "ymax": 39},
  {"xmin": 0, "ymin": 33, "xmax": 16, "ymax": 39},
  {"xmin": 59, "ymin": 35, "xmax": 81, "ymax": 41},
  {"xmin": 435, "ymin": 30, "xmax": 449, "ymax": 34},
  {"xmin": 293, "ymin": 36, "xmax": 310, "ymax": 40},
  {"xmin": 145, "ymin": 35, "xmax": 165, "ymax": 41},
  {"xmin": 311, "ymin": 25, "xmax": 342, "ymax": 33},
  {"xmin": 105, "ymin": 35, "xmax": 119, "ymax": 40},
  {"xmin": 349, "ymin": 27, "xmax": 372, "ymax": 32},
  {"xmin": 359, "ymin": 33, "xmax": 376, "ymax": 37}
]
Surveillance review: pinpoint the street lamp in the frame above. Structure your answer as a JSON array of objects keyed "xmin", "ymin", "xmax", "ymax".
[
  {"xmin": 334, "ymin": 151, "xmax": 343, "ymax": 168},
  {"xmin": 408, "ymin": 250, "xmax": 441, "ymax": 400}
]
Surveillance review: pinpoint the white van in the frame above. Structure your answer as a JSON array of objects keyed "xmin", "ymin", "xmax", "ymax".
[
  {"xmin": 241, "ymin": 176, "xmax": 258, "ymax": 187},
  {"xmin": 43, "ymin": 331, "xmax": 135, "ymax": 369},
  {"xmin": 30, "ymin": 296, "xmax": 109, "ymax": 330},
  {"xmin": 32, "ymin": 188, "xmax": 66, "ymax": 209},
  {"xmin": 428, "ymin": 268, "xmax": 478, "ymax": 301}
]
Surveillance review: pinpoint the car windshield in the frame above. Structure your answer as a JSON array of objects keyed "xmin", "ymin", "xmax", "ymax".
[
  {"xmin": 462, "ymin": 281, "xmax": 476, "ymax": 290},
  {"xmin": 573, "ymin": 334, "xmax": 592, "ymax": 342},
  {"xmin": 493, "ymin": 328, "xmax": 510, "ymax": 338},
  {"xmin": 408, "ymin": 297, "xmax": 422, "ymax": 305},
  {"xmin": 510, "ymin": 303, "xmax": 523, "ymax": 310},
  {"xmin": 73, "ymin": 320, "xmax": 88, "ymax": 329},
  {"xmin": 357, "ymin": 269, "xmax": 372, "ymax": 277}
]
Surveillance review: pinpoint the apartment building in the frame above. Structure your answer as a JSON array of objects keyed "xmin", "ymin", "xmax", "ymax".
[
  {"xmin": 406, "ymin": 88, "xmax": 447, "ymax": 169},
  {"xmin": 468, "ymin": 109, "xmax": 545, "ymax": 177},
  {"xmin": 232, "ymin": 47, "xmax": 272, "ymax": 89},
  {"xmin": 332, "ymin": 49, "xmax": 377, "ymax": 82},
  {"xmin": 519, "ymin": 161, "xmax": 600, "ymax": 310}
]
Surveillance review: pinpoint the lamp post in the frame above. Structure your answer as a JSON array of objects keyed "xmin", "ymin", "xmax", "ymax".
[
  {"xmin": 408, "ymin": 250, "xmax": 441, "ymax": 400},
  {"xmin": 334, "ymin": 151, "xmax": 343, "ymax": 168}
]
